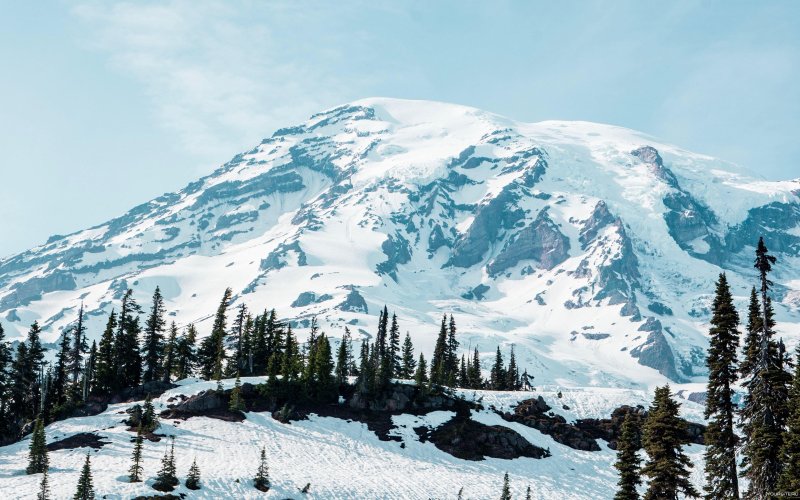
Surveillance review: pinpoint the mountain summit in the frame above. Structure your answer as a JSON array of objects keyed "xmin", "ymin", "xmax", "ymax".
[{"xmin": 2, "ymin": 98, "xmax": 798, "ymax": 387}]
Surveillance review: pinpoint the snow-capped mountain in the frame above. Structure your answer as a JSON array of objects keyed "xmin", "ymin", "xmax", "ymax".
[{"xmin": 2, "ymin": 98, "xmax": 799, "ymax": 388}]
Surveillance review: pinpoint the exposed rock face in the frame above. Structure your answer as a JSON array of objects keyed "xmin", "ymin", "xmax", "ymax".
[
  {"xmin": 427, "ymin": 224, "xmax": 450, "ymax": 253},
  {"xmin": 726, "ymin": 202, "xmax": 800, "ymax": 255},
  {"xmin": 0, "ymin": 271, "xmax": 77, "ymax": 310},
  {"xmin": 630, "ymin": 317, "xmax": 682, "ymax": 381},
  {"xmin": 109, "ymin": 381, "xmax": 176, "ymax": 404},
  {"xmin": 337, "ymin": 288, "xmax": 369, "ymax": 313},
  {"xmin": 574, "ymin": 404, "xmax": 705, "ymax": 449},
  {"xmin": 291, "ymin": 291, "xmax": 333, "ymax": 308},
  {"xmin": 376, "ymin": 233, "xmax": 412, "ymax": 281},
  {"xmin": 47, "ymin": 432, "xmax": 110, "ymax": 451},
  {"xmin": 579, "ymin": 201, "xmax": 615, "ymax": 249},
  {"xmin": 501, "ymin": 396, "xmax": 601, "ymax": 451},
  {"xmin": 349, "ymin": 383, "xmax": 461, "ymax": 413},
  {"xmin": 487, "ymin": 208, "xmax": 570, "ymax": 276},
  {"xmin": 447, "ymin": 186, "xmax": 525, "ymax": 268},
  {"xmin": 421, "ymin": 416, "xmax": 550, "ymax": 461}
]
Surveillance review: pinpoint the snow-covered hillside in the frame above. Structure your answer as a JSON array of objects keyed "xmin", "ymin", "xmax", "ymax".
[
  {"xmin": 0, "ymin": 378, "xmax": 707, "ymax": 499},
  {"xmin": 1, "ymin": 97, "xmax": 799, "ymax": 389}
]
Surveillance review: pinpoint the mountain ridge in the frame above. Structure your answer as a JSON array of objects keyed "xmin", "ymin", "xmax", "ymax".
[{"xmin": 1, "ymin": 97, "xmax": 799, "ymax": 389}]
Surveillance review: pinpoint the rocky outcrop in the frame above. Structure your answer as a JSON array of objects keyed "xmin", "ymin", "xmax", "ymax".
[
  {"xmin": 337, "ymin": 288, "xmax": 369, "ymax": 313},
  {"xmin": 290, "ymin": 291, "xmax": 333, "ymax": 308},
  {"xmin": 419, "ymin": 416, "xmax": 550, "ymax": 461},
  {"xmin": 630, "ymin": 317, "xmax": 682, "ymax": 381},
  {"xmin": 376, "ymin": 233, "xmax": 412, "ymax": 281},
  {"xmin": 447, "ymin": 185, "xmax": 525, "ymax": 268},
  {"xmin": 574, "ymin": 404, "xmax": 705, "ymax": 449},
  {"xmin": 579, "ymin": 200, "xmax": 615, "ymax": 249},
  {"xmin": 47, "ymin": 432, "xmax": 110, "ymax": 451},
  {"xmin": 0, "ymin": 271, "xmax": 77, "ymax": 310},
  {"xmin": 487, "ymin": 208, "xmax": 570, "ymax": 276},
  {"xmin": 500, "ymin": 396, "xmax": 600, "ymax": 451}
]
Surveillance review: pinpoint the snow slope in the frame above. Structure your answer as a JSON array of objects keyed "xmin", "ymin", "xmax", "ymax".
[
  {"xmin": 0, "ymin": 98, "xmax": 799, "ymax": 390},
  {"xmin": 0, "ymin": 379, "xmax": 706, "ymax": 499}
]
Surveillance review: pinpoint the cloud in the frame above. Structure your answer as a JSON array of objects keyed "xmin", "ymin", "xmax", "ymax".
[{"xmin": 71, "ymin": 0, "xmax": 369, "ymax": 163}]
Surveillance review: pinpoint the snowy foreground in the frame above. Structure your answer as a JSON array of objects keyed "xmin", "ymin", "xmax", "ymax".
[{"xmin": 0, "ymin": 378, "xmax": 707, "ymax": 499}]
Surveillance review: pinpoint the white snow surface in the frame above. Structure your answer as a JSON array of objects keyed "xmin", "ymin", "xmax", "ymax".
[{"xmin": 0, "ymin": 379, "xmax": 707, "ymax": 499}]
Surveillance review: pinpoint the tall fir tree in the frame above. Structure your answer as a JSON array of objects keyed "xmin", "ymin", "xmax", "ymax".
[
  {"xmin": 0, "ymin": 323, "xmax": 13, "ymax": 436},
  {"xmin": 73, "ymin": 452, "xmax": 95, "ymax": 500},
  {"xmin": 388, "ymin": 313, "xmax": 401, "ymax": 377},
  {"xmin": 414, "ymin": 353, "xmax": 428, "ymax": 386},
  {"xmin": 174, "ymin": 324, "xmax": 197, "ymax": 380},
  {"xmin": 229, "ymin": 303, "xmax": 248, "ymax": 376},
  {"xmin": 114, "ymin": 290, "xmax": 143, "ymax": 390},
  {"xmin": 400, "ymin": 332, "xmax": 416, "ymax": 379},
  {"xmin": 186, "ymin": 458, "xmax": 201, "ymax": 490},
  {"xmin": 153, "ymin": 438, "xmax": 178, "ymax": 491},
  {"xmin": 129, "ymin": 426, "xmax": 144, "ymax": 482},
  {"xmin": 162, "ymin": 322, "xmax": 178, "ymax": 383},
  {"xmin": 70, "ymin": 304, "xmax": 88, "ymax": 385},
  {"xmin": 142, "ymin": 287, "xmax": 166, "ymax": 384},
  {"xmin": 490, "ymin": 346, "xmax": 506, "ymax": 390},
  {"xmin": 198, "ymin": 288, "xmax": 232, "ymax": 380},
  {"xmin": 53, "ymin": 329, "xmax": 72, "ymax": 407},
  {"xmin": 779, "ymin": 346, "xmax": 800, "ymax": 493},
  {"xmin": 613, "ymin": 412, "xmax": 642, "ymax": 500},
  {"xmin": 430, "ymin": 315, "xmax": 448, "ymax": 385},
  {"xmin": 506, "ymin": 345, "xmax": 519, "ymax": 391},
  {"xmin": 335, "ymin": 327, "xmax": 352, "ymax": 386},
  {"xmin": 740, "ymin": 288, "xmax": 762, "ymax": 381},
  {"xmin": 740, "ymin": 237, "xmax": 792, "ymax": 499},
  {"xmin": 93, "ymin": 312, "xmax": 117, "ymax": 396},
  {"xmin": 254, "ymin": 446, "xmax": 271, "ymax": 492},
  {"xmin": 642, "ymin": 386, "xmax": 699, "ymax": 500},
  {"xmin": 467, "ymin": 347, "xmax": 482, "ymax": 389},
  {"xmin": 445, "ymin": 314, "xmax": 459, "ymax": 386},
  {"xmin": 26, "ymin": 417, "xmax": 48, "ymax": 474},
  {"xmin": 703, "ymin": 273, "xmax": 740, "ymax": 500}
]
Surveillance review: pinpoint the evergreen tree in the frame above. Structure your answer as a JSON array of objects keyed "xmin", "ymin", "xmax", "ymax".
[
  {"xmin": 335, "ymin": 327, "xmax": 352, "ymax": 386},
  {"xmin": 70, "ymin": 304, "xmax": 88, "ymax": 385},
  {"xmin": 500, "ymin": 472, "xmax": 511, "ymax": 500},
  {"xmin": 506, "ymin": 345, "xmax": 519, "ymax": 391},
  {"xmin": 642, "ymin": 386, "xmax": 699, "ymax": 500},
  {"xmin": 0, "ymin": 323, "xmax": 13, "ymax": 436},
  {"xmin": 114, "ymin": 290, "xmax": 143, "ymax": 390},
  {"xmin": 525, "ymin": 485, "xmax": 532, "ymax": 500},
  {"xmin": 173, "ymin": 324, "xmax": 197, "ymax": 380},
  {"xmin": 142, "ymin": 287, "xmax": 166, "ymax": 384},
  {"xmin": 185, "ymin": 458, "xmax": 201, "ymax": 490},
  {"xmin": 388, "ymin": 313, "xmax": 401, "ymax": 377},
  {"xmin": 141, "ymin": 395, "xmax": 159, "ymax": 432},
  {"xmin": 414, "ymin": 353, "xmax": 428, "ymax": 385},
  {"xmin": 459, "ymin": 355, "xmax": 468, "ymax": 388},
  {"xmin": 10, "ymin": 342, "xmax": 34, "ymax": 421},
  {"xmin": 129, "ymin": 426, "xmax": 144, "ymax": 482},
  {"xmin": 93, "ymin": 312, "xmax": 117, "ymax": 396},
  {"xmin": 703, "ymin": 273, "xmax": 740, "ymax": 500},
  {"xmin": 198, "ymin": 288, "xmax": 232, "ymax": 380},
  {"xmin": 740, "ymin": 288, "xmax": 762, "ymax": 381},
  {"xmin": 445, "ymin": 314, "xmax": 459, "ymax": 386},
  {"xmin": 83, "ymin": 341, "xmax": 97, "ymax": 401},
  {"xmin": 153, "ymin": 438, "xmax": 178, "ymax": 491},
  {"xmin": 228, "ymin": 303, "xmax": 248, "ymax": 376},
  {"xmin": 740, "ymin": 237, "xmax": 792, "ymax": 498},
  {"xmin": 161, "ymin": 322, "xmax": 177, "ymax": 384},
  {"xmin": 53, "ymin": 329, "xmax": 72, "ymax": 406},
  {"xmin": 250, "ymin": 312, "xmax": 269, "ymax": 376},
  {"xmin": 613, "ymin": 412, "xmax": 641, "ymax": 500},
  {"xmin": 229, "ymin": 375, "xmax": 245, "ymax": 411},
  {"xmin": 400, "ymin": 332, "xmax": 416, "ymax": 379},
  {"xmin": 490, "ymin": 346, "xmax": 506, "ymax": 390},
  {"xmin": 430, "ymin": 315, "xmax": 448, "ymax": 385},
  {"xmin": 467, "ymin": 347, "xmax": 482, "ymax": 389},
  {"xmin": 779, "ymin": 346, "xmax": 800, "ymax": 493},
  {"xmin": 73, "ymin": 452, "xmax": 95, "ymax": 500},
  {"xmin": 311, "ymin": 334, "xmax": 335, "ymax": 402},
  {"xmin": 27, "ymin": 417, "xmax": 48, "ymax": 474},
  {"xmin": 37, "ymin": 466, "xmax": 51, "ymax": 500},
  {"xmin": 254, "ymin": 446, "xmax": 270, "ymax": 492}
]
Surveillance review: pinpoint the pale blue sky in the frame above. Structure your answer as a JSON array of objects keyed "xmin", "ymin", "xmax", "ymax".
[{"xmin": 2, "ymin": 1, "xmax": 798, "ymax": 257}]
